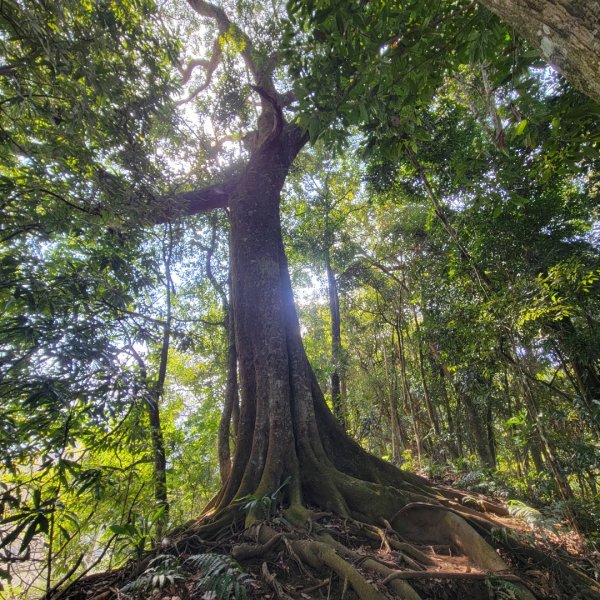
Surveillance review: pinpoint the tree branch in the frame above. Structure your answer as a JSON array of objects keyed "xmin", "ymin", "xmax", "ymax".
[
  {"xmin": 176, "ymin": 39, "xmax": 222, "ymax": 105},
  {"xmin": 251, "ymin": 85, "xmax": 283, "ymax": 148},
  {"xmin": 156, "ymin": 178, "xmax": 236, "ymax": 223},
  {"xmin": 186, "ymin": 0, "xmax": 275, "ymax": 94},
  {"xmin": 179, "ymin": 58, "xmax": 210, "ymax": 84}
]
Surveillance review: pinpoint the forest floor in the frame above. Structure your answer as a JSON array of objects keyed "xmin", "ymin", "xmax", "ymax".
[{"xmin": 60, "ymin": 485, "xmax": 600, "ymax": 600}]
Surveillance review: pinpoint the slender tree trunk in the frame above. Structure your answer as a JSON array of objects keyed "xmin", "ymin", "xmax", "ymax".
[
  {"xmin": 326, "ymin": 252, "xmax": 345, "ymax": 425},
  {"xmin": 147, "ymin": 392, "xmax": 169, "ymax": 533},
  {"xmin": 485, "ymin": 397, "xmax": 497, "ymax": 469},
  {"xmin": 215, "ymin": 237, "xmax": 240, "ymax": 484},
  {"xmin": 438, "ymin": 366, "xmax": 460, "ymax": 459},
  {"xmin": 147, "ymin": 226, "xmax": 174, "ymax": 537},
  {"xmin": 519, "ymin": 373, "xmax": 574, "ymax": 501},
  {"xmin": 201, "ymin": 222, "xmax": 241, "ymax": 483},
  {"xmin": 503, "ymin": 368, "xmax": 524, "ymax": 480},
  {"xmin": 129, "ymin": 342, "xmax": 169, "ymax": 537},
  {"xmin": 383, "ymin": 338, "xmax": 403, "ymax": 463},
  {"xmin": 547, "ymin": 317, "xmax": 600, "ymax": 434},
  {"xmin": 396, "ymin": 321, "xmax": 423, "ymax": 468},
  {"xmin": 218, "ymin": 299, "xmax": 239, "ymax": 483},
  {"xmin": 508, "ymin": 339, "xmax": 574, "ymax": 499},
  {"xmin": 429, "ymin": 341, "xmax": 465, "ymax": 458},
  {"xmin": 411, "ymin": 307, "xmax": 440, "ymax": 436},
  {"xmin": 460, "ymin": 389, "xmax": 496, "ymax": 470}
]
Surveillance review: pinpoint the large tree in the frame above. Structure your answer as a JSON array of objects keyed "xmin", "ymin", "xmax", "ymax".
[{"xmin": 3, "ymin": 0, "xmax": 600, "ymax": 598}]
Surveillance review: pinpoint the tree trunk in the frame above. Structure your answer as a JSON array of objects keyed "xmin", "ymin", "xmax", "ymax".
[
  {"xmin": 439, "ymin": 366, "xmax": 460, "ymax": 459},
  {"xmin": 148, "ymin": 226, "xmax": 173, "ymax": 537},
  {"xmin": 411, "ymin": 307, "xmax": 440, "ymax": 437},
  {"xmin": 477, "ymin": 0, "xmax": 600, "ymax": 103},
  {"xmin": 547, "ymin": 317, "xmax": 600, "ymax": 435},
  {"xmin": 383, "ymin": 338, "xmax": 404, "ymax": 464},
  {"xmin": 218, "ymin": 299, "xmax": 239, "ymax": 483},
  {"xmin": 203, "ymin": 223, "xmax": 241, "ymax": 483},
  {"xmin": 129, "ymin": 344, "xmax": 169, "ymax": 537},
  {"xmin": 460, "ymin": 390, "xmax": 496, "ymax": 470},
  {"xmin": 326, "ymin": 253, "xmax": 345, "ymax": 425},
  {"xmin": 147, "ymin": 392, "xmax": 169, "ymax": 533},
  {"xmin": 206, "ymin": 127, "xmax": 432, "ymax": 523},
  {"xmin": 395, "ymin": 321, "xmax": 424, "ymax": 469},
  {"xmin": 519, "ymin": 372, "xmax": 574, "ymax": 501}
]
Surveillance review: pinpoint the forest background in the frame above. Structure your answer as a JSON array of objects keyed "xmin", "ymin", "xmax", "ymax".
[{"xmin": 0, "ymin": 0, "xmax": 599, "ymax": 598}]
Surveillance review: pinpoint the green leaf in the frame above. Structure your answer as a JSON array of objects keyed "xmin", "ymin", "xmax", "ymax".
[
  {"xmin": 514, "ymin": 119, "xmax": 528, "ymax": 136},
  {"xmin": 19, "ymin": 517, "xmax": 41, "ymax": 554},
  {"xmin": 0, "ymin": 517, "xmax": 33, "ymax": 550}
]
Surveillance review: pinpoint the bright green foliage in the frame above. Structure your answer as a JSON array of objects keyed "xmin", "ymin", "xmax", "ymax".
[
  {"xmin": 283, "ymin": 145, "xmax": 364, "ymax": 388},
  {"xmin": 118, "ymin": 552, "xmax": 251, "ymax": 599},
  {"xmin": 0, "ymin": 0, "xmax": 179, "ymax": 228},
  {"xmin": 286, "ymin": 0, "xmax": 515, "ymax": 146},
  {"xmin": 120, "ymin": 555, "xmax": 186, "ymax": 596},
  {"xmin": 0, "ymin": 2, "xmax": 224, "ymax": 594},
  {"xmin": 0, "ymin": 0, "xmax": 179, "ymax": 462}
]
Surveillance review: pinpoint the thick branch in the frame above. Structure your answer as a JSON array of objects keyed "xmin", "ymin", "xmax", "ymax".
[
  {"xmin": 179, "ymin": 58, "xmax": 210, "ymax": 85},
  {"xmin": 157, "ymin": 179, "xmax": 235, "ymax": 223},
  {"xmin": 251, "ymin": 85, "xmax": 284, "ymax": 148}
]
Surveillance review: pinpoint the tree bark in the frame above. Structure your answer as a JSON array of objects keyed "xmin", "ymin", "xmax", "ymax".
[
  {"xmin": 411, "ymin": 306, "xmax": 440, "ymax": 437},
  {"xmin": 218, "ymin": 298, "xmax": 239, "ymax": 483},
  {"xmin": 148, "ymin": 226, "xmax": 173, "ymax": 537},
  {"xmin": 477, "ymin": 0, "xmax": 600, "ymax": 103},
  {"xmin": 204, "ymin": 224, "xmax": 241, "ymax": 484},
  {"xmin": 382, "ymin": 339, "xmax": 404, "ymax": 463},
  {"xmin": 395, "ymin": 321, "xmax": 423, "ymax": 469}
]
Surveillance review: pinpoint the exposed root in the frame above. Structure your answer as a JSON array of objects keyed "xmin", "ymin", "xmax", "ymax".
[
  {"xmin": 261, "ymin": 561, "xmax": 295, "ymax": 600},
  {"xmin": 361, "ymin": 523, "xmax": 435, "ymax": 566},
  {"xmin": 436, "ymin": 485, "xmax": 510, "ymax": 516},
  {"xmin": 313, "ymin": 530, "xmax": 423, "ymax": 600},
  {"xmin": 382, "ymin": 569, "xmax": 531, "ymax": 586},
  {"xmin": 293, "ymin": 538, "xmax": 387, "ymax": 600},
  {"xmin": 301, "ymin": 578, "xmax": 330, "ymax": 594},
  {"xmin": 232, "ymin": 531, "xmax": 283, "ymax": 560},
  {"xmin": 49, "ymin": 479, "xmax": 600, "ymax": 600},
  {"xmin": 390, "ymin": 501, "xmax": 508, "ymax": 570}
]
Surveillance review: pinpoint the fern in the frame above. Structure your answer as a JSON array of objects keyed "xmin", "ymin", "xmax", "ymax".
[
  {"xmin": 120, "ymin": 554, "xmax": 185, "ymax": 596},
  {"xmin": 491, "ymin": 526, "xmax": 512, "ymax": 544},
  {"xmin": 186, "ymin": 553, "xmax": 251, "ymax": 600},
  {"xmin": 507, "ymin": 499, "xmax": 546, "ymax": 528}
]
